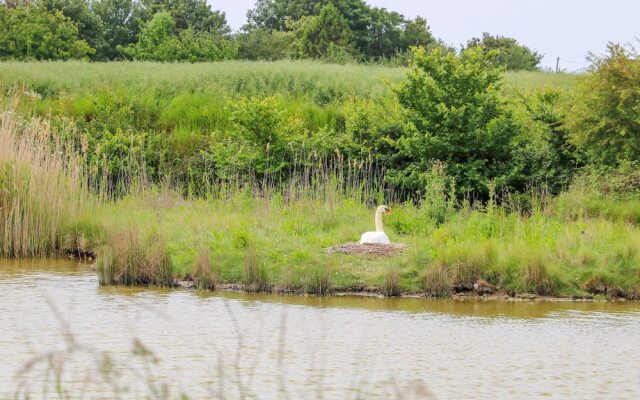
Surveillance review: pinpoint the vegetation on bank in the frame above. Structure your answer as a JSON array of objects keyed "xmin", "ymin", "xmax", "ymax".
[
  {"xmin": 1, "ymin": 43, "xmax": 639, "ymax": 299},
  {"xmin": 0, "ymin": 59, "xmax": 579, "ymax": 198}
]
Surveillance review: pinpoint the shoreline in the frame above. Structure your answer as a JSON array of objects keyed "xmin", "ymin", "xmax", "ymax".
[
  {"xmin": 20, "ymin": 256, "xmax": 640, "ymax": 303},
  {"xmin": 176, "ymin": 280, "xmax": 628, "ymax": 303}
]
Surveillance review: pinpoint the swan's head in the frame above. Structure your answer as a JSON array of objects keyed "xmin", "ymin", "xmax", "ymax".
[{"xmin": 378, "ymin": 205, "xmax": 392, "ymax": 215}]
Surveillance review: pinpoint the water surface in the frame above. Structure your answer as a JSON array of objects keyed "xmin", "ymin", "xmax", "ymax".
[{"xmin": 1, "ymin": 259, "xmax": 640, "ymax": 399}]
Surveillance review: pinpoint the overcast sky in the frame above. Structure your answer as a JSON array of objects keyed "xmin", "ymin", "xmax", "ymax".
[{"xmin": 216, "ymin": 0, "xmax": 639, "ymax": 71}]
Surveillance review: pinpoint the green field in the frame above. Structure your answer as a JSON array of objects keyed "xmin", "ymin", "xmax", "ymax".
[{"xmin": 0, "ymin": 60, "xmax": 578, "ymax": 98}]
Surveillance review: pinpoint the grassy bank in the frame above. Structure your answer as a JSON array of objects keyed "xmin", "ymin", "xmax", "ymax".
[
  {"xmin": 2, "ymin": 116, "xmax": 638, "ymax": 298},
  {"xmin": 89, "ymin": 182, "xmax": 640, "ymax": 299}
]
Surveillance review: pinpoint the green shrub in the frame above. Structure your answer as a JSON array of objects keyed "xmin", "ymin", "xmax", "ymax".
[
  {"xmin": 393, "ymin": 46, "xmax": 521, "ymax": 197},
  {"xmin": 566, "ymin": 43, "xmax": 640, "ymax": 166},
  {"xmin": 0, "ymin": 6, "xmax": 93, "ymax": 60}
]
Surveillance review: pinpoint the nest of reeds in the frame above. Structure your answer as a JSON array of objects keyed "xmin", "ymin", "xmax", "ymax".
[{"xmin": 326, "ymin": 242, "xmax": 407, "ymax": 257}]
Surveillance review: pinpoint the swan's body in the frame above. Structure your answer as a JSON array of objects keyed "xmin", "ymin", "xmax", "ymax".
[{"xmin": 360, "ymin": 205, "xmax": 391, "ymax": 244}]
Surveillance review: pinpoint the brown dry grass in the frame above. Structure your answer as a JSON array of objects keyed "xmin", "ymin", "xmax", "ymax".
[
  {"xmin": 0, "ymin": 98, "xmax": 86, "ymax": 257},
  {"xmin": 96, "ymin": 228, "xmax": 173, "ymax": 286},
  {"xmin": 192, "ymin": 249, "xmax": 217, "ymax": 290},
  {"xmin": 382, "ymin": 267, "xmax": 401, "ymax": 297}
]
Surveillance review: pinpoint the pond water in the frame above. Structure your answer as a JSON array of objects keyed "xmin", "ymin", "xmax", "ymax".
[{"xmin": 1, "ymin": 259, "xmax": 640, "ymax": 399}]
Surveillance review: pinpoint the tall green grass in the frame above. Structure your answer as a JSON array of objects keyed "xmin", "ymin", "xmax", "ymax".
[{"xmin": 0, "ymin": 61, "xmax": 580, "ymax": 99}]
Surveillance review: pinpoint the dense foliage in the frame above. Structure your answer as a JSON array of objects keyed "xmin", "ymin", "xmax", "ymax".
[
  {"xmin": 120, "ymin": 11, "xmax": 237, "ymax": 61},
  {"xmin": 0, "ymin": 5, "xmax": 93, "ymax": 60},
  {"xmin": 0, "ymin": 0, "xmax": 463, "ymax": 63},
  {"xmin": 244, "ymin": 0, "xmax": 439, "ymax": 61},
  {"xmin": 0, "ymin": 52, "xmax": 588, "ymax": 201},
  {"xmin": 0, "ymin": 0, "xmax": 234, "ymax": 61},
  {"xmin": 394, "ymin": 47, "xmax": 519, "ymax": 195},
  {"xmin": 566, "ymin": 43, "xmax": 640, "ymax": 167},
  {"xmin": 465, "ymin": 33, "xmax": 543, "ymax": 71}
]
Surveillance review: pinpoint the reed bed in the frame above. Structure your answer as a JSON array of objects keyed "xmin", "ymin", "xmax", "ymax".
[{"xmin": 0, "ymin": 101, "xmax": 86, "ymax": 257}]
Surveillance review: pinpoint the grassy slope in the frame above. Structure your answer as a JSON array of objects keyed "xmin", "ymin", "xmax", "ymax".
[{"xmin": 0, "ymin": 60, "xmax": 578, "ymax": 98}]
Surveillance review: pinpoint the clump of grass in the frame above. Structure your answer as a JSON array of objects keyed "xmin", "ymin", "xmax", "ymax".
[
  {"xmin": 243, "ymin": 244, "xmax": 270, "ymax": 292},
  {"xmin": 424, "ymin": 264, "xmax": 450, "ymax": 297},
  {"xmin": 305, "ymin": 265, "xmax": 332, "ymax": 295},
  {"xmin": 192, "ymin": 249, "xmax": 217, "ymax": 290},
  {"xmin": 278, "ymin": 267, "xmax": 303, "ymax": 293},
  {"xmin": 382, "ymin": 267, "xmax": 401, "ymax": 297},
  {"xmin": 60, "ymin": 218, "xmax": 104, "ymax": 258},
  {"xmin": 521, "ymin": 254, "xmax": 556, "ymax": 295},
  {"xmin": 96, "ymin": 228, "xmax": 173, "ymax": 286},
  {"xmin": 0, "ymin": 104, "xmax": 86, "ymax": 257}
]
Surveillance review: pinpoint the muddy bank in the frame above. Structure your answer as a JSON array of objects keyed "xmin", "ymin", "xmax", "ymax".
[{"xmin": 174, "ymin": 278, "xmax": 630, "ymax": 303}]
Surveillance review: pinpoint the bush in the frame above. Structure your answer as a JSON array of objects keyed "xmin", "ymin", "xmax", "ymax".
[
  {"xmin": 0, "ymin": 6, "xmax": 93, "ymax": 60},
  {"xmin": 465, "ymin": 33, "xmax": 542, "ymax": 71},
  {"xmin": 566, "ymin": 43, "xmax": 640, "ymax": 166},
  {"xmin": 121, "ymin": 11, "xmax": 237, "ymax": 62},
  {"xmin": 393, "ymin": 46, "xmax": 521, "ymax": 197}
]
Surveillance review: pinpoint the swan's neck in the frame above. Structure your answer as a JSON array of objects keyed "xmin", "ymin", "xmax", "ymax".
[{"xmin": 375, "ymin": 208, "xmax": 384, "ymax": 232}]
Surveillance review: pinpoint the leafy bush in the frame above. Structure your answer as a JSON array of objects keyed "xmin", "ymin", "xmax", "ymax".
[
  {"xmin": 566, "ymin": 43, "xmax": 640, "ymax": 166},
  {"xmin": 514, "ymin": 88, "xmax": 583, "ymax": 193},
  {"xmin": 465, "ymin": 33, "xmax": 542, "ymax": 71},
  {"xmin": 393, "ymin": 46, "xmax": 521, "ymax": 196},
  {"xmin": 0, "ymin": 5, "xmax": 93, "ymax": 60},
  {"xmin": 121, "ymin": 11, "xmax": 237, "ymax": 62}
]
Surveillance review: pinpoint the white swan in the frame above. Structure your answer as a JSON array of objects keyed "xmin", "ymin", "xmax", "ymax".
[{"xmin": 360, "ymin": 205, "xmax": 391, "ymax": 244}]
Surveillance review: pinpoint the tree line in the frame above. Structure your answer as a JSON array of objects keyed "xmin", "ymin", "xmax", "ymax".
[{"xmin": 0, "ymin": 0, "xmax": 542, "ymax": 69}]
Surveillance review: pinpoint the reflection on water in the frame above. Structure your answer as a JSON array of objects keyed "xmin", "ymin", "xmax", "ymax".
[{"xmin": 1, "ymin": 259, "xmax": 640, "ymax": 399}]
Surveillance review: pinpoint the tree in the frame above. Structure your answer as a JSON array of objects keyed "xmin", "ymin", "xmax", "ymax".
[
  {"xmin": 393, "ymin": 47, "xmax": 520, "ymax": 195},
  {"xmin": 0, "ymin": 5, "xmax": 93, "ymax": 60},
  {"xmin": 36, "ymin": 0, "xmax": 106, "ymax": 59},
  {"xmin": 121, "ymin": 10, "xmax": 236, "ymax": 61},
  {"xmin": 92, "ymin": 0, "xmax": 142, "ymax": 59},
  {"xmin": 566, "ymin": 43, "xmax": 640, "ymax": 166},
  {"xmin": 296, "ymin": 3, "xmax": 353, "ymax": 59},
  {"xmin": 402, "ymin": 16, "xmax": 436, "ymax": 49},
  {"xmin": 139, "ymin": 0, "xmax": 230, "ymax": 35},
  {"xmin": 465, "ymin": 33, "xmax": 542, "ymax": 71},
  {"xmin": 246, "ymin": 0, "xmax": 319, "ymax": 32},
  {"xmin": 364, "ymin": 6, "xmax": 404, "ymax": 59},
  {"xmin": 1, "ymin": 0, "xmax": 34, "ymax": 7},
  {"xmin": 236, "ymin": 28, "xmax": 291, "ymax": 60},
  {"xmin": 245, "ymin": 0, "xmax": 414, "ymax": 60}
]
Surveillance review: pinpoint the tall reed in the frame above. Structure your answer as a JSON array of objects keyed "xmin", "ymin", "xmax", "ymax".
[{"xmin": 0, "ymin": 99, "xmax": 86, "ymax": 257}]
